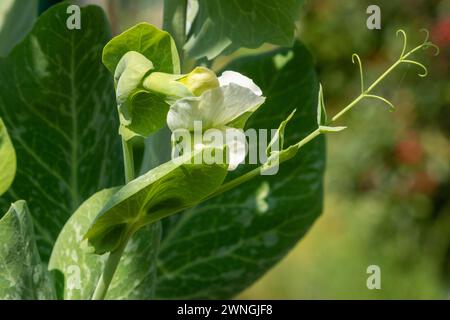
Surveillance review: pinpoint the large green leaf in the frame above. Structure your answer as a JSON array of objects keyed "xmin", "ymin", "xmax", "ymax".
[
  {"xmin": 0, "ymin": 201, "xmax": 56, "ymax": 299},
  {"xmin": 0, "ymin": 4, "xmax": 123, "ymax": 260},
  {"xmin": 185, "ymin": 0, "xmax": 304, "ymax": 60},
  {"xmin": 85, "ymin": 148, "xmax": 229, "ymax": 255},
  {"xmin": 0, "ymin": 0, "xmax": 38, "ymax": 57},
  {"xmin": 49, "ymin": 188, "xmax": 162, "ymax": 300},
  {"xmin": 155, "ymin": 43, "xmax": 325, "ymax": 299},
  {"xmin": 0, "ymin": 117, "xmax": 16, "ymax": 196}
]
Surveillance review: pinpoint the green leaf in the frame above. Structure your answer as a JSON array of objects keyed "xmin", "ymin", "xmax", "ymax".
[
  {"xmin": 0, "ymin": 0, "xmax": 38, "ymax": 57},
  {"xmin": 0, "ymin": 201, "xmax": 56, "ymax": 299},
  {"xmin": 112, "ymin": 51, "xmax": 169, "ymax": 139},
  {"xmin": 0, "ymin": 4, "xmax": 123, "ymax": 261},
  {"xmin": 185, "ymin": 0, "xmax": 304, "ymax": 60},
  {"xmin": 102, "ymin": 22, "xmax": 180, "ymax": 76},
  {"xmin": 102, "ymin": 23, "xmax": 180, "ymax": 139},
  {"xmin": 119, "ymin": 89, "xmax": 169, "ymax": 140},
  {"xmin": 266, "ymin": 109, "xmax": 296, "ymax": 156},
  {"xmin": 0, "ymin": 117, "xmax": 16, "ymax": 196},
  {"xmin": 155, "ymin": 43, "xmax": 325, "ymax": 299},
  {"xmin": 85, "ymin": 148, "xmax": 229, "ymax": 254},
  {"xmin": 319, "ymin": 126, "xmax": 347, "ymax": 133},
  {"xmin": 317, "ymin": 84, "xmax": 327, "ymax": 126},
  {"xmin": 49, "ymin": 188, "xmax": 162, "ymax": 299}
]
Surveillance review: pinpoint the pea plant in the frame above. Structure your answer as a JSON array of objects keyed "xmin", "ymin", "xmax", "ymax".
[{"xmin": 0, "ymin": 1, "xmax": 438, "ymax": 300}]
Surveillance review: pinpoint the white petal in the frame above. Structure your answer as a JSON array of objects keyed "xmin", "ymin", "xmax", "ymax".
[
  {"xmin": 196, "ymin": 127, "xmax": 247, "ymax": 171},
  {"xmin": 224, "ymin": 128, "xmax": 247, "ymax": 171},
  {"xmin": 167, "ymin": 96, "xmax": 208, "ymax": 131},
  {"xmin": 218, "ymin": 71, "xmax": 263, "ymax": 96},
  {"xmin": 167, "ymin": 83, "xmax": 265, "ymax": 131}
]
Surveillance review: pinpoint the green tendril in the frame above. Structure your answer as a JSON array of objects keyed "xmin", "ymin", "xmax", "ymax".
[
  {"xmin": 423, "ymin": 42, "xmax": 440, "ymax": 56},
  {"xmin": 315, "ymin": 29, "xmax": 438, "ymax": 129},
  {"xmin": 396, "ymin": 29, "xmax": 408, "ymax": 58},
  {"xmin": 210, "ymin": 29, "xmax": 440, "ymax": 212},
  {"xmin": 420, "ymin": 28, "xmax": 430, "ymax": 44},
  {"xmin": 364, "ymin": 94, "xmax": 396, "ymax": 111},
  {"xmin": 352, "ymin": 53, "xmax": 365, "ymax": 93},
  {"xmin": 401, "ymin": 59, "xmax": 429, "ymax": 77}
]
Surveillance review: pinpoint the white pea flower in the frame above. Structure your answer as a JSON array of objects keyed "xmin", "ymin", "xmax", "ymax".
[
  {"xmin": 113, "ymin": 52, "xmax": 265, "ymax": 170},
  {"xmin": 167, "ymin": 70, "xmax": 265, "ymax": 171}
]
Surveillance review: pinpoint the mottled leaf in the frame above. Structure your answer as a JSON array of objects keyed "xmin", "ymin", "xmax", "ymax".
[
  {"xmin": 49, "ymin": 188, "xmax": 161, "ymax": 300},
  {"xmin": 155, "ymin": 43, "xmax": 325, "ymax": 299},
  {"xmin": 185, "ymin": 0, "xmax": 304, "ymax": 59},
  {"xmin": 0, "ymin": 201, "xmax": 56, "ymax": 299},
  {"xmin": 0, "ymin": 4, "xmax": 123, "ymax": 260},
  {"xmin": 85, "ymin": 148, "xmax": 229, "ymax": 254},
  {"xmin": 0, "ymin": 118, "xmax": 16, "ymax": 196}
]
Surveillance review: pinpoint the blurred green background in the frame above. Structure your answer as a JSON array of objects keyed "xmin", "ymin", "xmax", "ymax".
[
  {"xmin": 83, "ymin": 0, "xmax": 450, "ymax": 299},
  {"xmin": 33, "ymin": 0, "xmax": 450, "ymax": 299}
]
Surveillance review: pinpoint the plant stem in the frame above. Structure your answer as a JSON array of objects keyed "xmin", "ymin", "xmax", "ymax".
[
  {"xmin": 91, "ymin": 226, "xmax": 135, "ymax": 300},
  {"xmin": 331, "ymin": 92, "xmax": 366, "ymax": 123},
  {"xmin": 210, "ymin": 52, "xmax": 416, "ymax": 197},
  {"xmin": 122, "ymin": 138, "xmax": 135, "ymax": 184},
  {"xmin": 163, "ymin": 0, "xmax": 188, "ymax": 68},
  {"xmin": 209, "ymin": 129, "xmax": 323, "ymax": 199},
  {"xmin": 332, "ymin": 45, "xmax": 425, "ymax": 123},
  {"xmin": 332, "ymin": 58, "xmax": 402, "ymax": 122},
  {"xmin": 91, "ymin": 0, "xmax": 189, "ymax": 301},
  {"xmin": 91, "ymin": 139, "xmax": 135, "ymax": 300}
]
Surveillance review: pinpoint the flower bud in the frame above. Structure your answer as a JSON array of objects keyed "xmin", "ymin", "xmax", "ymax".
[
  {"xmin": 142, "ymin": 72, "xmax": 192, "ymax": 102},
  {"xmin": 143, "ymin": 67, "xmax": 220, "ymax": 102},
  {"xmin": 177, "ymin": 67, "xmax": 220, "ymax": 96}
]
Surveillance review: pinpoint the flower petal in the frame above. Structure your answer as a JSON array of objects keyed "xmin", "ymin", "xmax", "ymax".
[
  {"xmin": 193, "ymin": 127, "xmax": 247, "ymax": 171},
  {"xmin": 167, "ymin": 96, "xmax": 207, "ymax": 131},
  {"xmin": 167, "ymin": 83, "xmax": 265, "ymax": 131},
  {"xmin": 223, "ymin": 127, "xmax": 247, "ymax": 171},
  {"xmin": 218, "ymin": 71, "xmax": 263, "ymax": 96}
]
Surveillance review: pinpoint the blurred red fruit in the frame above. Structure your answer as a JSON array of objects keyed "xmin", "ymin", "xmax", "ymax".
[
  {"xmin": 394, "ymin": 133, "xmax": 424, "ymax": 166},
  {"xmin": 432, "ymin": 18, "xmax": 450, "ymax": 46},
  {"xmin": 410, "ymin": 171, "xmax": 438, "ymax": 195}
]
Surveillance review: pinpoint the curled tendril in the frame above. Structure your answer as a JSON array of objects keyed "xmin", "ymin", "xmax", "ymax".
[
  {"xmin": 352, "ymin": 53, "xmax": 365, "ymax": 93},
  {"xmin": 423, "ymin": 43, "xmax": 440, "ymax": 56},
  {"xmin": 396, "ymin": 29, "xmax": 408, "ymax": 58},
  {"xmin": 420, "ymin": 28, "xmax": 430, "ymax": 43},
  {"xmin": 419, "ymin": 28, "xmax": 440, "ymax": 55},
  {"xmin": 394, "ymin": 28, "xmax": 440, "ymax": 78},
  {"xmin": 332, "ymin": 29, "xmax": 439, "ymax": 123},
  {"xmin": 364, "ymin": 94, "xmax": 396, "ymax": 111},
  {"xmin": 401, "ymin": 59, "xmax": 428, "ymax": 77}
]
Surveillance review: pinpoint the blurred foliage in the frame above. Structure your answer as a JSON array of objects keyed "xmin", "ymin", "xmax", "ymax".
[
  {"xmin": 0, "ymin": 0, "xmax": 37, "ymax": 56},
  {"xmin": 76, "ymin": 0, "xmax": 163, "ymax": 34}
]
